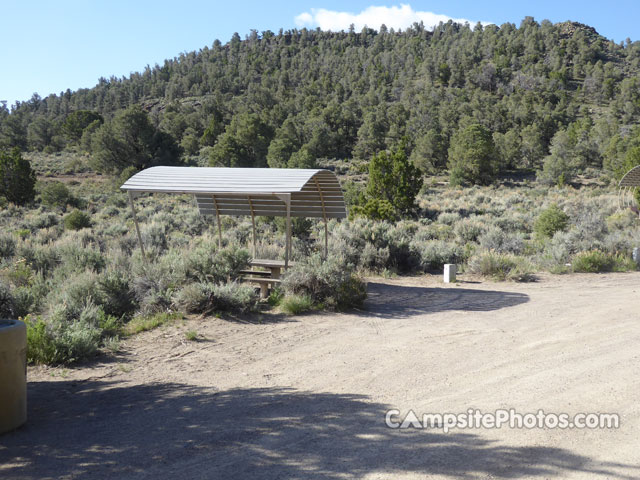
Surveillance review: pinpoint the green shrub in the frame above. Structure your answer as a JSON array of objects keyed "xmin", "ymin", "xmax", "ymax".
[
  {"xmin": 17, "ymin": 244, "xmax": 60, "ymax": 275},
  {"xmin": 64, "ymin": 210, "xmax": 92, "ymax": 230},
  {"xmin": 468, "ymin": 251, "xmax": 536, "ymax": 282},
  {"xmin": 454, "ymin": 218, "xmax": 487, "ymax": 243},
  {"xmin": 478, "ymin": 228, "xmax": 525, "ymax": 254},
  {"xmin": 30, "ymin": 212, "xmax": 60, "ymax": 230},
  {"xmin": 25, "ymin": 316, "xmax": 58, "ymax": 364},
  {"xmin": 40, "ymin": 181, "xmax": 73, "ymax": 208},
  {"xmin": 570, "ymin": 250, "xmax": 635, "ymax": 273},
  {"xmin": 141, "ymin": 221, "xmax": 169, "ymax": 253},
  {"xmin": 448, "ymin": 124, "xmax": 497, "ymax": 186},
  {"xmin": 0, "ymin": 234, "xmax": 16, "ymax": 259},
  {"xmin": 174, "ymin": 281, "xmax": 258, "ymax": 314},
  {"xmin": 534, "ymin": 204, "xmax": 569, "ymax": 238},
  {"xmin": 571, "ymin": 250, "xmax": 613, "ymax": 273},
  {"xmin": 11, "ymin": 286, "xmax": 34, "ymax": 318},
  {"xmin": 280, "ymin": 294, "xmax": 314, "ymax": 315},
  {"xmin": 181, "ymin": 244, "xmax": 250, "ymax": 284},
  {"xmin": 283, "ymin": 254, "xmax": 367, "ymax": 310},
  {"xmin": 605, "ymin": 210, "xmax": 637, "ymax": 231},
  {"xmin": 173, "ymin": 282, "xmax": 210, "ymax": 314},
  {"xmin": 123, "ymin": 312, "xmax": 182, "ymax": 336},
  {"xmin": 96, "ymin": 270, "xmax": 136, "ymax": 319},
  {"xmin": 210, "ymin": 282, "xmax": 258, "ymax": 313},
  {"xmin": 45, "ymin": 271, "xmax": 98, "ymax": 321},
  {"xmin": 27, "ymin": 303, "xmax": 104, "ymax": 364},
  {"xmin": 185, "ymin": 330, "xmax": 199, "ymax": 341},
  {"xmin": 0, "ymin": 281, "xmax": 14, "ymax": 318},
  {"xmin": 267, "ymin": 287, "xmax": 284, "ymax": 306},
  {"xmin": 0, "ymin": 148, "xmax": 36, "ymax": 205},
  {"xmin": 58, "ymin": 245, "xmax": 106, "ymax": 273},
  {"xmin": 413, "ymin": 240, "xmax": 463, "ymax": 272},
  {"xmin": 2, "ymin": 258, "xmax": 34, "ymax": 287},
  {"xmin": 132, "ymin": 258, "xmax": 182, "ymax": 313}
]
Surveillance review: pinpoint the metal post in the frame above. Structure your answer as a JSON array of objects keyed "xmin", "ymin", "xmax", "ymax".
[
  {"xmin": 324, "ymin": 218, "xmax": 328, "ymax": 259},
  {"xmin": 248, "ymin": 196, "xmax": 257, "ymax": 258},
  {"xmin": 128, "ymin": 191, "xmax": 146, "ymax": 262},
  {"xmin": 315, "ymin": 176, "xmax": 328, "ymax": 260},
  {"xmin": 212, "ymin": 194, "xmax": 222, "ymax": 248},
  {"xmin": 276, "ymin": 193, "xmax": 292, "ymax": 269},
  {"xmin": 285, "ymin": 195, "xmax": 291, "ymax": 269}
]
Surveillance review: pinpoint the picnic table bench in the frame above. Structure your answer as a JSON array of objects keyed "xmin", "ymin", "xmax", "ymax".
[{"xmin": 241, "ymin": 259, "xmax": 296, "ymax": 299}]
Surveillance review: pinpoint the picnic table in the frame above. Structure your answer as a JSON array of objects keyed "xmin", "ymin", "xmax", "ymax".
[{"xmin": 241, "ymin": 259, "xmax": 296, "ymax": 298}]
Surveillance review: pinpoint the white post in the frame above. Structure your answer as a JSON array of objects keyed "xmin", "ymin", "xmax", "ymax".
[{"xmin": 444, "ymin": 264, "xmax": 457, "ymax": 283}]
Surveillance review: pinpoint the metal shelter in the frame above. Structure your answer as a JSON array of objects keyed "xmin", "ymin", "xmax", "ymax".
[
  {"xmin": 618, "ymin": 165, "xmax": 640, "ymax": 211},
  {"xmin": 120, "ymin": 166, "xmax": 347, "ymax": 266}
]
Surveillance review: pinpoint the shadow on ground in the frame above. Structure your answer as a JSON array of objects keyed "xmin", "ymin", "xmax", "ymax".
[
  {"xmin": 363, "ymin": 282, "xmax": 529, "ymax": 318},
  {"xmin": 1, "ymin": 381, "xmax": 635, "ymax": 480}
]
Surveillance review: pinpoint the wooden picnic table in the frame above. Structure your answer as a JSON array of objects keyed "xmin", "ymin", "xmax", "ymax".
[
  {"xmin": 248, "ymin": 259, "xmax": 295, "ymax": 279},
  {"xmin": 242, "ymin": 259, "xmax": 296, "ymax": 299}
]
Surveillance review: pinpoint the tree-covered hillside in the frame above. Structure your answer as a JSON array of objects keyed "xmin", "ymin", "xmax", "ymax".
[{"xmin": 3, "ymin": 18, "xmax": 640, "ymax": 183}]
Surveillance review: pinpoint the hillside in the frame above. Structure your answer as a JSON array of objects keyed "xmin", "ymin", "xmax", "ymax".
[{"xmin": 2, "ymin": 18, "xmax": 640, "ymax": 183}]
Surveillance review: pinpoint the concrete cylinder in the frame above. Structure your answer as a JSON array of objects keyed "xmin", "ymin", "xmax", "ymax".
[{"xmin": 0, "ymin": 319, "xmax": 27, "ymax": 434}]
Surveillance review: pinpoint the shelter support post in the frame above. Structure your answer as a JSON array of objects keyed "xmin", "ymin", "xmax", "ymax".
[
  {"xmin": 286, "ymin": 196, "xmax": 291, "ymax": 268},
  {"xmin": 128, "ymin": 191, "xmax": 147, "ymax": 263},
  {"xmin": 212, "ymin": 194, "xmax": 222, "ymax": 248},
  {"xmin": 248, "ymin": 196, "xmax": 257, "ymax": 258},
  {"xmin": 315, "ymin": 177, "xmax": 329, "ymax": 260},
  {"xmin": 324, "ymin": 218, "xmax": 328, "ymax": 259},
  {"xmin": 276, "ymin": 194, "xmax": 292, "ymax": 269}
]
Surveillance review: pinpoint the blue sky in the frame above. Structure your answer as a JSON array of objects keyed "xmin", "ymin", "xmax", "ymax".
[{"xmin": 2, "ymin": 1, "xmax": 640, "ymax": 109}]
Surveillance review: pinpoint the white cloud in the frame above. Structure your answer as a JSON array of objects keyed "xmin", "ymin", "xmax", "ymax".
[{"xmin": 294, "ymin": 4, "xmax": 490, "ymax": 32}]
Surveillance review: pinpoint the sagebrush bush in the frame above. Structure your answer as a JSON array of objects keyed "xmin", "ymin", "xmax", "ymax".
[
  {"xmin": 64, "ymin": 210, "xmax": 91, "ymax": 230},
  {"xmin": 57, "ymin": 244, "xmax": 106, "ymax": 273},
  {"xmin": 479, "ymin": 227, "xmax": 525, "ymax": 254},
  {"xmin": 17, "ymin": 243, "xmax": 60, "ymax": 275},
  {"xmin": 173, "ymin": 281, "xmax": 258, "ymax": 314},
  {"xmin": 534, "ymin": 204, "xmax": 569, "ymax": 238},
  {"xmin": 454, "ymin": 218, "xmax": 487, "ymax": 243},
  {"xmin": 0, "ymin": 234, "xmax": 16, "ymax": 259},
  {"xmin": 468, "ymin": 251, "xmax": 535, "ymax": 282},
  {"xmin": 132, "ymin": 259, "xmax": 180, "ymax": 314},
  {"xmin": 572, "ymin": 209, "xmax": 608, "ymax": 245},
  {"xmin": 0, "ymin": 281, "xmax": 15, "ymax": 318},
  {"xmin": 412, "ymin": 240, "xmax": 463, "ymax": 272},
  {"xmin": 96, "ymin": 269, "xmax": 136, "ymax": 319},
  {"xmin": 210, "ymin": 282, "xmax": 258, "ymax": 313},
  {"xmin": 141, "ymin": 221, "xmax": 169, "ymax": 253},
  {"xmin": 27, "ymin": 302, "xmax": 105, "ymax": 364},
  {"xmin": 173, "ymin": 282, "xmax": 210, "ymax": 313},
  {"xmin": 46, "ymin": 271, "xmax": 98, "ymax": 321},
  {"xmin": 283, "ymin": 254, "xmax": 366, "ymax": 310},
  {"xmin": 30, "ymin": 212, "xmax": 60, "ymax": 230},
  {"xmin": 40, "ymin": 181, "xmax": 73, "ymax": 208},
  {"xmin": 606, "ymin": 210, "xmax": 637, "ymax": 231},
  {"xmin": 11, "ymin": 286, "xmax": 33, "ymax": 318},
  {"xmin": 181, "ymin": 244, "xmax": 250, "ymax": 284},
  {"xmin": 437, "ymin": 212, "xmax": 461, "ymax": 225}
]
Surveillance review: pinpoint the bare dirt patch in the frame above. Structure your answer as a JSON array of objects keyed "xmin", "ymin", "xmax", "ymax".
[{"xmin": 2, "ymin": 273, "xmax": 640, "ymax": 479}]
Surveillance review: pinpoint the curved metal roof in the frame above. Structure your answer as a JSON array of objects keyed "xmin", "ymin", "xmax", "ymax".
[
  {"xmin": 619, "ymin": 165, "xmax": 640, "ymax": 187},
  {"xmin": 120, "ymin": 166, "xmax": 346, "ymax": 219}
]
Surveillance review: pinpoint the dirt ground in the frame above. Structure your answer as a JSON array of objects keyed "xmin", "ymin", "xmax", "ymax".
[{"xmin": 1, "ymin": 272, "xmax": 640, "ymax": 479}]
